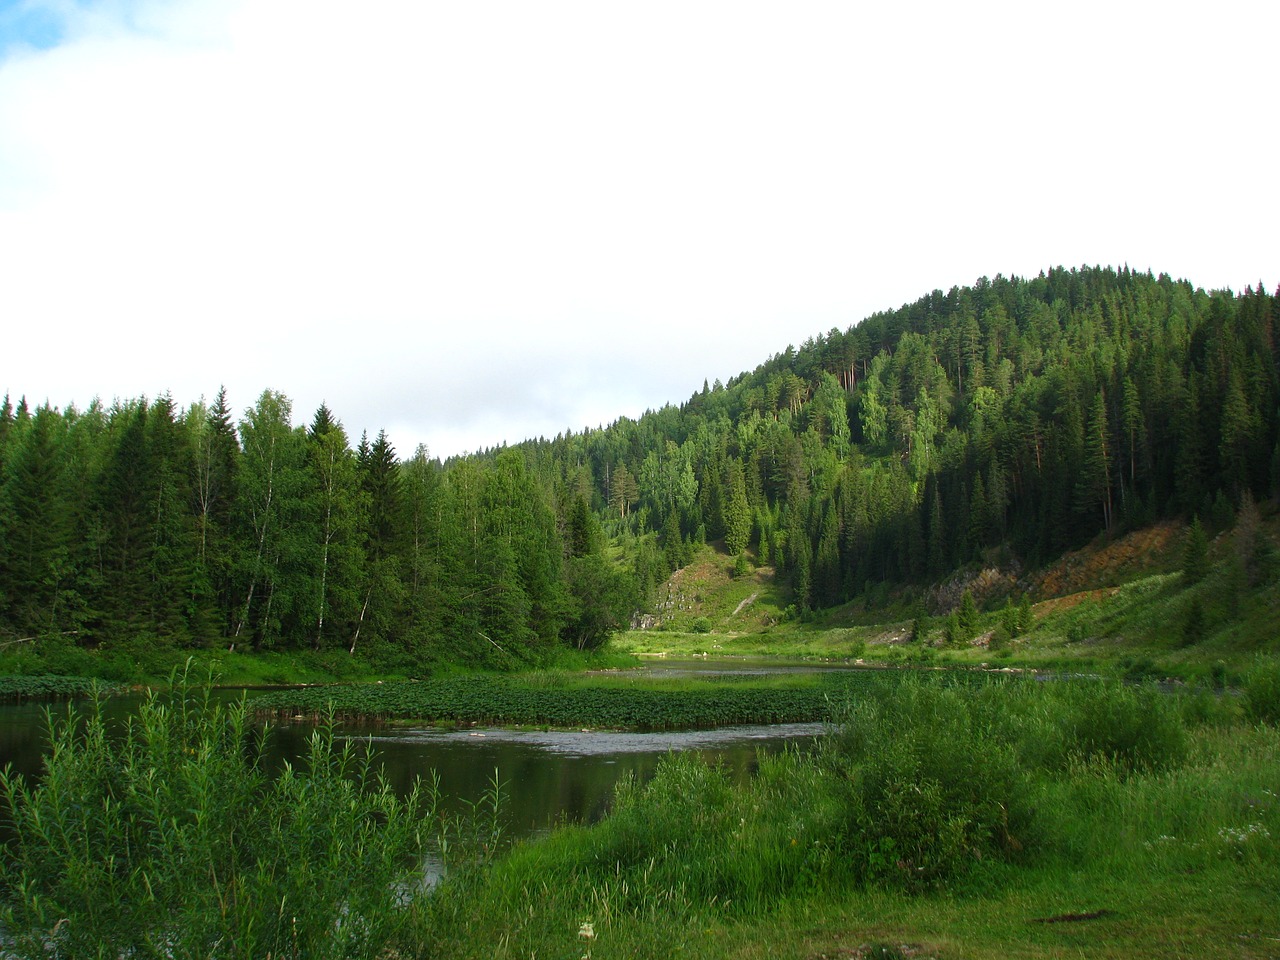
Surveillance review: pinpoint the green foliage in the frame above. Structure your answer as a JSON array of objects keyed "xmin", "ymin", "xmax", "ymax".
[
  {"xmin": 1243, "ymin": 658, "xmax": 1280, "ymax": 725},
  {"xmin": 826, "ymin": 677, "xmax": 1035, "ymax": 890},
  {"xmin": 1184, "ymin": 592, "xmax": 1207, "ymax": 645},
  {"xmin": 908, "ymin": 614, "xmax": 930, "ymax": 644},
  {"xmin": 4, "ymin": 267, "xmax": 1280, "ymax": 666},
  {"xmin": 563, "ymin": 554, "xmax": 635, "ymax": 651},
  {"xmin": 957, "ymin": 589, "xmax": 979, "ymax": 635},
  {"xmin": 986, "ymin": 677, "xmax": 1189, "ymax": 776},
  {"xmin": 942, "ymin": 591, "xmax": 981, "ymax": 647},
  {"xmin": 415, "ymin": 714, "xmax": 1280, "ymax": 958},
  {"xmin": 1183, "ymin": 516, "xmax": 1210, "ymax": 585},
  {"xmin": 414, "ymin": 668, "xmax": 1265, "ymax": 960},
  {"xmin": 0, "ymin": 674, "xmax": 106, "ymax": 702},
  {"xmin": 253, "ymin": 671, "xmax": 875, "ymax": 730},
  {"xmin": 819, "ymin": 675, "xmax": 1189, "ymax": 891},
  {"xmin": 425, "ymin": 748, "xmax": 847, "ymax": 931},
  {"xmin": 0, "ymin": 667, "xmax": 434, "ymax": 958}
]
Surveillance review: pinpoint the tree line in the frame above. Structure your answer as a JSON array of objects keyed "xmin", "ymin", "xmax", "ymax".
[
  {"xmin": 0, "ymin": 390, "xmax": 632, "ymax": 666},
  {"xmin": 523, "ymin": 266, "xmax": 1279, "ymax": 615},
  {"xmin": 2, "ymin": 266, "xmax": 1277, "ymax": 662}
]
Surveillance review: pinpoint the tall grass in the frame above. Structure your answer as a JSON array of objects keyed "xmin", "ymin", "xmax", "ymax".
[
  {"xmin": 0, "ymin": 665, "xmax": 436, "ymax": 959},
  {"xmin": 1243, "ymin": 657, "xmax": 1280, "ymax": 724},
  {"xmin": 6, "ymin": 664, "xmax": 1277, "ymax": 959},
  {"xmin": 414, "ymin": 672, "xmax": 1251, "ymax": 959}
]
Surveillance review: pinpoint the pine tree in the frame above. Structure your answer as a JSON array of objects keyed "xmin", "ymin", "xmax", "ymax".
[
  {"xmin": 95, "ymin": 402, "xmax": 153, "ymax": 635},
  {"xmin": 232, "ymin": 391, "xmax": 310, "ymax": 649},
  {"xmin": 307, "ymin": 413, "xmax": 365, "ymax": 650},
  {"xmin": 1218, "ymin": 368, "xmax": 1256, "ymax": 501},
  {"xmin": 0, "ymin": 406, "xmax": 74, "ymax": 635},
  {"xmin": 1183, "ymin": 516, "xmax": 1210, "ymax": 585},
  {"xmin": 401, "ymin": 444, "xmax": 442, "ymax": 640},
  {"xmin": 190, "ymin": 387, "xmax": 239, "ymax": 635},
  {"xmin": 968, "ymin": 472, "xmax": 988, "ymax": 553},
  {"xmin": 927, "ymin": 485, "xmax": 946, "ymax": 578},
  {"xmin": 1076, "ymin": 389, "xmax": 1114, "ymax": 533},
  {"xmin": 724, "ymin": 459, "xmax": 752, "ymax": 556},
  {"xmin": 957, "ymin": 589, "xmax": 979, "ymax": 640}
]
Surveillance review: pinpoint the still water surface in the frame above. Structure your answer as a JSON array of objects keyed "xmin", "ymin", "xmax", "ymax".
[{"xmin": 0, "ymin": 660, "xmax": 837, "ymax": 839}]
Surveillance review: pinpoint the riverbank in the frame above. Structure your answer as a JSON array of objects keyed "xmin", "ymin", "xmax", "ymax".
[
  {"xmin": 4, "ymin": 668, "xmax": 1278, "ymax": 958},
  {"xmin": 0, "ymin": 640, "xmax": 637, "ymax": 690},
  {"xmin": 405, "ymin": 675, "xmax": 1280, "ymax": 960}
]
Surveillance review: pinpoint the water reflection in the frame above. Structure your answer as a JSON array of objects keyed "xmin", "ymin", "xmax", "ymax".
[{"xmin": 1, "ymin": 690, "xmax": 827, "ymax": 841}]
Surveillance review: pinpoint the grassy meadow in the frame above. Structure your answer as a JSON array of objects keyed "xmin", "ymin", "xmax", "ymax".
[
  {"xmin": 3, "ymin": 665, "xmax": 1279, "ymax": 957},
  {"xmin": 405, "ymin": 671, "xmax": 1280, "ymax": 959}
]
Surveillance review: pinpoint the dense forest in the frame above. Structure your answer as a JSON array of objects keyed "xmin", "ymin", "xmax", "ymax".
[{"xmin": 1, "ymin": 266, "xmax": 1277, "ymax": 665}]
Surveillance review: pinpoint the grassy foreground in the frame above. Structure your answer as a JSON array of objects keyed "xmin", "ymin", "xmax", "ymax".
[
  {"xmin": 406, "ymin": 674, "xmax": 1280, "ymax": 960},
  {"xmin": 3, "ymin": 669, "xmax": 1278, "ymax": 958}
]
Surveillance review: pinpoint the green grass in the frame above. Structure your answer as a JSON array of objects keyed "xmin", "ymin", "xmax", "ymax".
[
  {"xmin": 5, "ymin": 669, "xmax": 1277, "ymax": 959},
  {"xmin": 645, "ymin": 546, "xmax": 791, "ymax": 634},
  {"xmin": 620, "ymin": 547, "xmax": 1280, "ymax": 685},
  {"xmin": 406, "ymin": 677, "xmax": 1280, "ymax": 960},
  {"xmin": 614, "ymin": 624, "xmax": 883, "ymax": 661},
  {"xmin": 0, "ymin": 635, "xmax": 638, "ymax": 692}
]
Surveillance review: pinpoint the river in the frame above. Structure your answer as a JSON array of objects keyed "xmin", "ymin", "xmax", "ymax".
[{"xmin": 0, "ymin": 660, "xmax": 837, "ymax": 840}]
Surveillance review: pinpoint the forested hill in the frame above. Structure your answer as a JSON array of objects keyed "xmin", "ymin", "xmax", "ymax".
[
  {"xmin": 1, "ymin": 266, "xmax": 1277, "ymax": 667},
  {"xmin": 534, "ymin": 266, "xmax": 1279, "ymax": 611}
]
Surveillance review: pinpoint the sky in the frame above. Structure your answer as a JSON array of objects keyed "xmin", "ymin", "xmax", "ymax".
[{"xmin": 1, "ymin": 0, "xmax": 1276, "ymax": 460}]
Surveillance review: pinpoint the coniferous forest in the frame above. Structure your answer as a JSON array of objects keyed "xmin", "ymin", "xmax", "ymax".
[{"xmin": 2, "ymin": 266, "xmax": 1277, "ymax": 667}]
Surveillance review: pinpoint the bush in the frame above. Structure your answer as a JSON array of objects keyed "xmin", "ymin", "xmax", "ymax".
[
  {"xmin": 826, "ymin": 677, "xmax": 1036, "ymax": 891},
  {"xmin": 983, "ymin": 678, "xmax": 1188, "ymax": 776},
  {"xmin": 0, "ymin": 666, "xmax": 435, "ymax": 959},
  {"xmin": 1060, "ymin": 681, "xmax": 1188, "ymax": 773},
  {"xmin": 462, "ymin": 749, "xmax": 846, "ymax": 922},
  {"xmin": 689, "ymin": 616, "xmax": 713, "ymax": 634},
  {"xmin": 1243, "ymin": 659, "xmax": 1280, "ymax": 725}
]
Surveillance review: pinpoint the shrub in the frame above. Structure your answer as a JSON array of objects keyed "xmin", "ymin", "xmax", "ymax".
[
  {"xmin": 1183, "ymin": 516, "xmax": 1211, "ymax": 584},
  {"xmin": 689, "ymin": 616, "xmax": 713, "ymax": 634},
  {"xmin": 512, "ymin": 749, "xmax": 845, "ymax": 915},
  {"xmin": 826, "ymin": 677, "xmax": 1036, "ymax": 891},
  {"xmin": 1183, "ymin": 593, "xmax": 1208, "ymax": 645},
  {"xmin": 1061, "ymin": 681, "xmax": 1188, "ymax": 773},
  {"xmin": 1243, "ymin": 659, "xmax": 1280, "ymax": 725},
  {"xmin": 0, "ymin": 666, "xmax": 435, "ymax": 959},
  {"xmin": 980, "ymin": 677, "xmax": 1188, "ymax": 776}
]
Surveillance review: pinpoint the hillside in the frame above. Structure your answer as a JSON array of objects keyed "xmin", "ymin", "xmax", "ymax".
[
  {"xmin": 616, "ymin": 501, "xmax": 1280, "ymax": 681},
  {"xmin": 2, "ymin": 265, "xmax": 1278, "ymax": 677}
]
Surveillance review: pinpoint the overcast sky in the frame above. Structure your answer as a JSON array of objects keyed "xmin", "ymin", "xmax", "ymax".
[{"xmin": 1, "ymin": 0, "xmax": 1275, "ymax": 459}]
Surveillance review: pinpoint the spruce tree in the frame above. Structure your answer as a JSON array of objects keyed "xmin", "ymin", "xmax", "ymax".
[{"xmin": 1183, "ymin": 516, "xmax": 1210, "ymax": 585}]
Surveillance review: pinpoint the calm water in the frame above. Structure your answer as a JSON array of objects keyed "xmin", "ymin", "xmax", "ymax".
[{"xmin": 0, "ymin": 661, "xmax": 833, "ymax": 839}]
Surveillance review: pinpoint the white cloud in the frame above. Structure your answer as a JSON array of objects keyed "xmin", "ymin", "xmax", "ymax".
[{"xmin": 1, "ymin": 0, "xmax": 1276, "ymax": 456}]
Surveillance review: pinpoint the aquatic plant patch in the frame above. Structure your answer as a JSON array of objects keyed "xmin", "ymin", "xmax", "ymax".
[
  {"xmin": 0, "ymin": 674, "xmax": 108, "ymax": 702},
  {"xmin": 251, "ymin": 671, "xmax": 894, "ymax": 730}
]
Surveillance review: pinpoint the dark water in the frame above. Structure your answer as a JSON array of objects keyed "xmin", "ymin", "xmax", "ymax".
[{"xmin": 0, "ymin": 663, "xmax": 830, "ymax": 840}]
